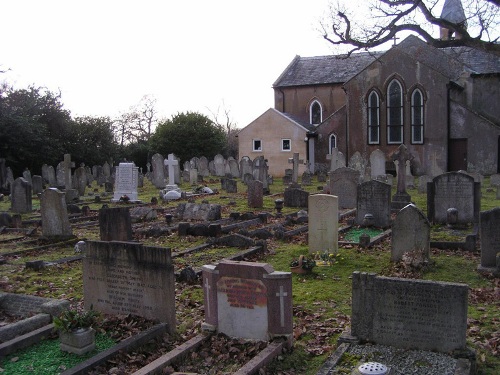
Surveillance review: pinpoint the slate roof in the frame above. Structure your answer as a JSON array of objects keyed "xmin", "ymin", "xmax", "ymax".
[
  {"xmin": 279, "ymin": 112, "xmax": 316, "ymax": 132},
  {"xmin": 441, "ymin": 0, "xmax": 467, "ymax": 25},
  {"xmin": 273, "ymin": 52, "xmax": 383, "ymax": 88},
  {"xmin": 441, "ymin": 47, "xmax": 500, "ymax": 75}
]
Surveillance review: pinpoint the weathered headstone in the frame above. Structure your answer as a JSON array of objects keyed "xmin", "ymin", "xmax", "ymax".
[
  {"xmin": 287, "ymin": 153, "xmax": 303, "ymax": 186},
  {"xmin": 176, "ymin": 203, "xmax": 222, "ymax": 221},
  {"xmin": 198, "ymin": 156, "xmax": 210, "ymax": 177},
  {"xmin": 326, "ymin": 148, "xmax": 346, "ymax": 172},
  {"xmin": 490, "ymin": 173, "xmax": 500, "ymax": 187},
  {"xmin": 189, "ymin": 168, "xmax": 198, "ymax": 186},
  {"xmin": 239, "ymin": 156, "xmax": 253, "ymax": 179},
  {"xmin": 427, "ymin": 172, "xmax": 480, "ymax": 224},
  {"xmin": 83, "ymin": 241, "xmax": 175, "ymax": 333},
  {"xmin": 99, "ymin": 207, "xmax": 133, "ymax": 241},
  {"xmin": 111, "ymin": 163, "xmax": 140, "ymax": 202},
  {"xmin": 45, "ymin": 165, "xmax": 56, "ymax": 187},
  {"xmin": 32, "ymin": 175, "xmax": 43, "ymax": 195},
  {"xmin": 328, "ymin": 167, "xmax": 360, "ymax": 209},
  {"xmin": 202, "ymin": 260, "xmax": 292, "ymax": 343},
  {"xmin": 151, "ymin": 153, "xmax": 166, "ymax": 189},
  {"xmin": 11, "ymin": 177, "xmax": 32, "ymax": 214},
  {"xmin": 301, "ymin": 172, "xmax": 312, "ymax": 186},
  {"xmin": 228, "ymin": 157, "xmax": 239, "ymax": 178},
  {"xmin": 214, "ymin": 154, "xmax": 226, "ymax": 177},
  {"xmin": 351, "ymin": 272, "xmax": 468, "ymax": 353},
  {"xmin": 391, "ymin": 144, "xmax": 413, "ymax": 211},
  {"xmin": 283, "ymin": 188, "xmax": 309, "ymax": 208},
  {"xmin": 225, "ymin": 178, "xmax": 237, "ymax": 193},
  {"xmin": 348, "ymin": 151, "xmax": 365, "ymax": 177},
  {"xmin": 247, "ymin": 180, "xmax": 263, "ymax": 208},
  {"xmin": 356, "ymin": 180, "xmax": 391, "ymax": 228},
  {"xmin": 478, "ymin": 207, "xmax": 500, "ymax": 274},
  {"xmin": 369, "ymin": 149, "xmax": 386, "ymax": 179},
  {"xmin": 22, "ymin": 169, "xmax": 32, "ymax": 186},
  {"xmin": 74, "ymin": 166, "xmax": 87, "ymax": 197},
  {"xmin": 308, "ymin": 194, "xmax": 338, "ymax": 254},
  {"xmin": 40, "ymin": 188, "xmax": 73, "ymax": 238},
  {"xmin": 391, "ymin": 204, "xmax": 430, "ymax": 262},
  {"xmin": 164, "ymin": 153, "xmax": 180, "ymax": 190},
  {"xmin": 62, "ymin": 154, "xmax": 74, "ymax": 189},
  {"xmin": 417, "ymin": 174, "xmax": 432, "ymax": 194}
]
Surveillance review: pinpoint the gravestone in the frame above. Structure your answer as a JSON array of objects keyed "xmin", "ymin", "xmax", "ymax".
[
  {"xmin": 239, "ymin": 156, "xmax": 253, "ymax": 179},
  {"xmin": 111, "ymin": 163, "xmax": 140, "ymax": 202},
  {"xmin": 427, "ymin": 172, "xmax": 480, "ymax": 224},
  {"xmin": 328, "ymin": 167, "xmax": 360, "ymax": 209},
  {"xmin": 56, "ymin": 162, "xmax": 65, "ymax": 187},
  {"xmin": 22, "ymin": 169, "xmax": 32, "ymax": 186},
  {"xmin": 176, "ymin": 203, "xmax": 222, "ymax": 221},
  {"xmin": 391, "ymin": 204, "xmax": 430, "ymax": 262},
  {"xmin": 391, "ymin": 144, "xmax": 413, "ymax": 211},
  {"xmin": 247, "ymin": 180, "xmax": 263, "ymax": 208},
  {"xmin": 99, "ymin": 207, "xmax": 133, "ymax": 241},
  {"xmin": 301, "ymin": 172, "xmax": 312, "ymax": 186},
  {"xmin": 417, "ymin": 174, "xmax": 432, "ymax": 194},
  {"xmin": 32, "ymin": 175, "xmax": 43, "ymax": 195},
  {"xmin": 62, "ymin": 154, "xmax": 74, "ymax": 189},
  {"xmin": 163, "ymin": 153, "xmax": 181, "ymax": 192},
  {"xmin": 327, "ymin": 148, "xmax": 346, "ymax": 172},
  {"xmin": 490, "ymin": 173, "xmax": 500, "ymax": 187},
  {"xmin": 74, "ymin": 166, "xmax": 87, "ymax": 197},
  {"xmin": 243, "ymin": 173, "xmax": 254, "ymax": 185},
  {"xmin": 308, "ymin": 194, "xmax": 338, "ymax": 254},
  {"xmin": 351, "ymin": 272, "xmax": 468, "ymax": 353},
  {"xmin": 478, "ymin": 207, "xmax": 500, "ymax": 274},
  {"xmin": 11, "ymin": 177, "xmax": 32, "ymax": 214},
  {"xmin": 405, "ymin": 159, "xmax": 415, "ymax": 189},
  {"xmin": 287, "ymin": 153, "xmax": 303, "ymax": 186},
  {"xmin": 102, "ymin": 161, "xmax": 111, "ymax": 180},
  {"xmin": 253, "ymin": 156, "xmax": 269, "ymax": 193},
  {"xmin": 0, "ymin": 159, "xmax": 7, "ymax": 191},
  {"xmin": 202, "ymin": 260, "xmax": 292, "ymax": 343},
  {"xmin": 284, "ymin": 188, "xmax": 309, "ymax": 208},
  {"xmin": 83, "ymin": 241, "xmax": 175, "ymax": 333},
  {"xmin": 356, "ymin": 180, "xmax": 391, "ymax": 228},
  {"xmin": 198, "ymin": 156, "xmax": 210, "ymax": 177},
  {"xmin": 348, "ymin": 151, "xmax": 365, "ymax": 177},
  {"xmin": 225, "ymin": 178, "xmax": 237, "ymax": 193},
  {"xmin": 40, "ymin": 188, "xmax": 73, "ymax": 239},
  {"xmin": 228, "ymin": 157, "xmax": 239, "ymax": 178},
  {"xmin": 151, "ymin": 153, "xmax": 166, "ymax": 189},
  {"xmin": 369, "ymin": 149, "xmax": 386, "ymax": 179},
  {"xmin": 189, "ymin": 168, "xmax": 198, "ymax": 186},
  {"xmin": 214, "ymin": 154, "xmax": 226, "ymax": 177}
]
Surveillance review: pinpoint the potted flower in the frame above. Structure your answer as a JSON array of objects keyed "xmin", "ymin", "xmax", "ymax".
[
  {"xmin": 290, "ymin": 255, "xmax": 316, "ymax": 274},
  {"xmin": 53, "ymin": 305, "xmax": 100, "ymax": 355}
]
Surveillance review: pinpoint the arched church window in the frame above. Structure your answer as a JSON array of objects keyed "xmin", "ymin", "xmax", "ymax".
[
  {"xmin": 387, "ymin": 79, "xmax": 403, "ymax": 144},
  {"xmin": 367, "ymin": 91, "xmax": 380, "ymax": 144},
  {"xmin": 411, "ymin": 89, "xmax": 424, "ymax": 144},
  {"xmin": 310, "ymin": 100, "xmax": 322, "ymax": 125}
]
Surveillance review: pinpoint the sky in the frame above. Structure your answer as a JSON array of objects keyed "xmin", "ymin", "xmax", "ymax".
[{"xmin": 2, "ymin": 0, "xmax": 337, "ymax": 128}]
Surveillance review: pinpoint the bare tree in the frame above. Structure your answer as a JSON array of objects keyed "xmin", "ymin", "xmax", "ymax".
[
  {"xmin": 208, "ymin": 101, "xmax": 239, "ymax": 158},
  {"xmin": 321, "ymin": 0, "xmax": 499, "ymax": 55},
  {"xmin": 115, "ymin": 95, "xmax": 159, "ymax": 145}
]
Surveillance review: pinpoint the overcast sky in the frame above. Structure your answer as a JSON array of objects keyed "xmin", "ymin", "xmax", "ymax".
[{"xmin": 2, "ymin": 0, "xmax": 339, "ymax": 128}]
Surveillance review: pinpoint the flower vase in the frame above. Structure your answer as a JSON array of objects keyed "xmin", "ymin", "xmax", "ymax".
[
  {"xmin": 59, "ymin": 327, "xmax": 96, "ymax": 355},
  {"xmin": 290, "ymin": 255, "xmax": 308, "ymax": 274}
]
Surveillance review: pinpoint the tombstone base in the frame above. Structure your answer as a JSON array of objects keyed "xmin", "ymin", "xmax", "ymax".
[
  {"xmin": 201, "ymin": 322, "xmax": 217, "ymax": 333},
  {"xmin": 164, "ymin": 184, "xmax": 181, "ymax": 193},
  {"xmin": 477, "ymin": 265, "xmax": 500, "ymax": 277},
  {"xmin": 390, "ymin": 192, "xmax": 411, "ymax": 212}
]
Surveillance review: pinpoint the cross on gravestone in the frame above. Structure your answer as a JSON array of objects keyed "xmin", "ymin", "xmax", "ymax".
[
  {"xmin": 204, "ymin": 278, "xmax": 211, "ymax": 319},
  {"xmin": 164, "ymin": 153, "xmax": 178, "ymax": 186},
  {"xmin": 392, "ymin": 145, "xmax": 413, "ymax": 195},
  {"xmin": 288, "ymin": 153, "xmax": 303, "ymax": 184},
  {"xmin": 275, "ymin": 285, "xmax": 288, "ymax": 328}
]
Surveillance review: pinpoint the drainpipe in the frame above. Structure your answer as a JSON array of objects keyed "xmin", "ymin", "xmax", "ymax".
[
  {"xmin": 342, "ymin": 85, "xmax": 349, "ymax": 161},
  {"xmin": 446, "ymin": 83, "xmax": 451, "ymax": 172}
]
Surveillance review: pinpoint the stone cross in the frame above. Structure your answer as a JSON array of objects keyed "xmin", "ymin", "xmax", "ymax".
[
  {"xmin": 288, "ymin": 153, "xmax": 303, "ymax": 184},
  {"xmin": 276, "ymin": 285, "xmax": 288, "ymax": 327},
  {"xmin": 204, "ymin": 278, "xmax": 211, "ymax": 318},
  {"xmin": 392, "ymin": 144, "xmax": 413, "ymax": 194},
  {"xmin": 164, "ymin": 153, "xmax": 178, "ymax": 186},
  {"xmin": 63, "ymin": 154, "xmax": 74, "ymax": 189}
]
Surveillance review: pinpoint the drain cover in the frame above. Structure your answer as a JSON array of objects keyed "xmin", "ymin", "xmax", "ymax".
[{"xmin": 358, "ymin": 362, "xmax": 388, "ymax": 375}]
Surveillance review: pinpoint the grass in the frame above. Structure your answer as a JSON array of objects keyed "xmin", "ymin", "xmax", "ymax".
[{"xmin": 0, "ymin": 175, "xmax": 499, "ymax": 374}]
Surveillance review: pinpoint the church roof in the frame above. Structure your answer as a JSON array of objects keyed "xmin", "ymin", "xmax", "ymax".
[
  {"xmin": 441, "ymin": 0, "xmax": 467, "ymax": 25},
  {"xmin": 441, "ymin": 47, "xmax": 500, "ymax": 75},
  {"xmin": 273, "ymin": 52, "xmax": 382, "ymax": 87}
]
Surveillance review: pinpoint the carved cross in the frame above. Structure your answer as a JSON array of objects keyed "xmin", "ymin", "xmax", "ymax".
[
  {"xmin": 275, "ymin": 285, "xmax": 288, "ymax": 327},
  {"xmin": 392, "ymin": 144, "xmax": 413, "ymax": 194},
  {"xmin": 164, "ymin": 153, "xmax": 178, "ymax": 186},
  {"xmin": 204, "ymin": 277, "xmax": 211, "ymax": 318}
]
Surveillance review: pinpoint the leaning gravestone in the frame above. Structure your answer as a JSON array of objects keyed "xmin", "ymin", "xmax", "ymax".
[
  {"xmin": 328, "ymin": 167, "xmax": 360, "ymax": 209},
  {"xmin": 356, "ymin": 180, "xmax": 391, "ymax": 227},
  {"xmin": 202, "ymin": 260, "xmax": 292, "ymax": 343},
  {"xmin": 11, "ymin": 177, "xmax": 32, "ymax": 214},
  {"xmin": 478, "ymin": 207, "xmax": 500, "ymax": 274},
  {"xmin": 41, "ymin": 188, "xmax": 73, "ymax": 239},
  {"xmin": 427, "ymin": 172, "xmax": 480, "ymax": 224},
  {"xmin": 83, "ymin": 241, "xmax": 176, "ymax": 334},
  {"xmin": 391, "ymin": 204, "xmax": 430, "ymax": 262},
  {"xmin": 111, "ymin": 163, "xmax": 140, "ymax": 202},
  {"xmin": 99, "ymin": 207, "xmax": 133, "ymax": 241},
  {"xmin": 308, "ymin": 194, "xmax": 338, "ymax": 254},
  {"xmin": 350, "ymin": 271, "xmax": 468, "ymax": 353}
]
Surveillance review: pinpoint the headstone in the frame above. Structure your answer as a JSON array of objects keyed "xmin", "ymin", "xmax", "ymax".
[
  {"xmin": 225, "ymin": 179, "xmax": 237, "ymax": 193},
  {"xmin": 391, "ymin": 144, "xmax": 413, "ymax": 211},
  {"xmin": 74, "ymin": 166, "xmax": 87, "ymax": 197},
  {"xmin": 287, "ymin": 153, "xmax": 303, "ymax": 186},
  {"xmin": 283, "ymin": 188, "xmax": 309, "ymax": 208},
  {"xmin": 176, "ymin": 203, "xmax": 222, "ymax": 221},
  {"xmin": 239, "ymin": 156, "xmax": 253, "ymax": 179},
  {"xmin": 351, "ymin": 272, "xmax": 468, "ymax": 353},
  {"xmin": 417, "ymin": 174, "xmax": 432, "ymax": 194},
  {"xmin": 405, "ymin": 159, "xmax": 415, "ymax": 189},
  {"xmin": 247, "ymin": 180, "xmax": 263, "ymax": 208},
  {"xmin": 228, "ymin": 157, "xmax": 240, "ymax": 178},
  {"xmin": 11, "ymin": 177, "xmax": 32, "ymax": 214},
  {"xmin": 202, "ymin": 260, "xmax": 292, "ymax": 343},
  {"xmin": 40, "ymin": 188, "xmax": 73, "ymax": 238},
  {"xmin": 56, "ymin": 162, "xmax": 65, "ymax": 187},
  {"xmin": 46, "ymin": 165, "xmax": 57, "ymax": 187},
  {"xmin": 151, "ymin": 153, "xmax": 166, "ymax": 189},
  {"xmin": 328, "ymin": 167, "xmax": 360, "ymax": 209},
  {"xmin": 490, "ymin": 173, "xmax": 500, "ymax": 187},
  {"xmin": 0, "ymin": 158, "xmax": 7, "ymax": 191},
  {"xmin": 478, "ymin": 207, "xmax": 500, "ymax": 274},
  {"xmin": 31, "ymin": 175, "xmax": 43, "ymax": 195},
  {"xmin": 6, "ymin": 167, "xmax": 14, "ymax": 194},
  {"xmin": 62, "ymin": 154, "xmax": 74, "ymax": 190},
  {"xmin": 99, "ymin": 207, "xmax": 133, "ymax": 241},
  {"xmin": 348, "ymin": 151, "xmax": 365, "ymax": 177},
  {"xmin": 243, "ymin": 173, "xmax": 254, "ymax": 185},
  {"xmin": 326, "ymin": 148, "xmax": 346, "ymax": 172},
  {"xmin": 189, "ymin": 168, "xmax": 198, "ymax": 186},
  {"xmin": 427, "ymin": 172, "xmax": 480, "ymax": 224},
  {"xmin": 356, "ymin": 180, "xmax": 391, "ymax": 228},
  {"xmin": 301, "ymin": 172, "xmax": 312, "ymax": 186},
  {"xmin": 391, "ymin": 204, "xmax": 430, "ymax": 262},
  {"xmin": 369, "ymin": 149, "xmax": 386, "ymax": 179},
  {"xmin": 308, "ymin": 194, "xmax": 338, "ymax": 254},
  {"xmin": 83, "ymin": 241, "xmax": 175, "ymax": 333},
  {"xmin": 111, "ymin": 163, "xmax": 140, "ymax": 202},
  {"xmin": 22, "ymin": 169, "xmax": 32, "ymax": 186},
  {"xmin": 198, "ymin": 156, "xmax": 210, "ymax": 177},
  {"xmin": 164, "ymin": 153, "xmax": 180, "ymax": 190},
  {"xmin": 214, "ymin": 154, "xmax": 226, "ymax": 177},
  {"xmin": 253, "ymin": 156, "xmax": 269, "ymax": 192},
  {"xmin": 102, "ymin": 161, "xmax": 111, "ymax": 180}
]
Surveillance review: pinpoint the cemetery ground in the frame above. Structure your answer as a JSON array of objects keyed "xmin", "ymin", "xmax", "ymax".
[{"xmin": 0, "ymin": 177, "xmax": 498, "ymax": 374}]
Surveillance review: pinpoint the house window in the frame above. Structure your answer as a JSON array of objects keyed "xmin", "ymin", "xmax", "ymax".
[
  {"xmin": 282, "ymin": 139, "xmax": 291, "ymax": 151},
  {"xmin": 387, "ymin": 79, "xmax": 403, "ymax": 144},
  {"xmin": 411, "ymin": 89, "xmax": 424, "ymax": 144},
  {"xmin": 329, "ymin": 134, "xmax": 337, "ymax": 152},
  {"xmin": 253, "ymin": 139, "xmax": 262, "ymax": 151},
  {"xmin": 310, "ymin": 100, "xmax": 322, "ymax": 125},
  {"xmin": 367, "ymin": 91, "xmax": 380, "ymax": 144}
]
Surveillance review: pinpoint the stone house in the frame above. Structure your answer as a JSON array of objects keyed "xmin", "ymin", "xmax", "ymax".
[{"xmin": 238, "ymin": 34, "xmax": 500, "ymax": 177}]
